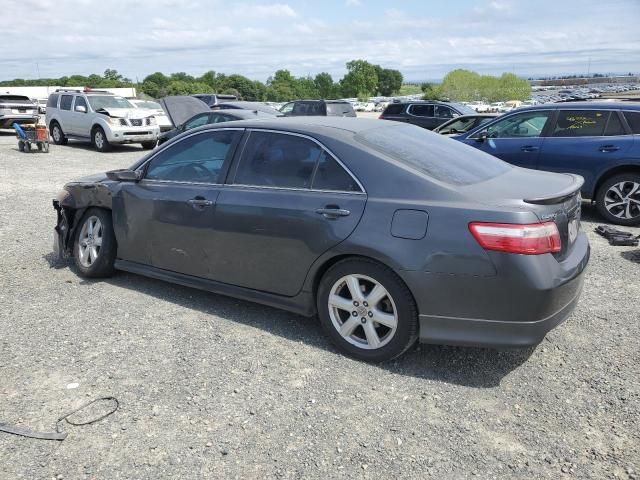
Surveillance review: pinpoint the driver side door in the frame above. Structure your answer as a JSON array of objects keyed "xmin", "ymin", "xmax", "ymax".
[
  {"xmin": 462, "ymin": 110, "xmax": 552, "ymax": 169},
  {"xmin": 113, "ymin": 129, "xmax": 243, "ymax": 277}
]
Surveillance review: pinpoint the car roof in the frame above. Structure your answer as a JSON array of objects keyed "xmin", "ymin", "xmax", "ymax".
[
  {"xmin": 520, "ymin": 101, "xmax": 640, "ymax": 111},
  {"xmin": 289, "ymin": 99, "xmax": 350, "ymax": 104},
  {"xmin": 199, "ymin": 116, "xmax": 387, "ymax": 135}
]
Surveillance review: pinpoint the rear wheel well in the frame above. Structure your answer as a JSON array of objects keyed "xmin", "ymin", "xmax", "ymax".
[{"xmin": 594, "ymin": 166, "xmax": 640, "ymax": 199}]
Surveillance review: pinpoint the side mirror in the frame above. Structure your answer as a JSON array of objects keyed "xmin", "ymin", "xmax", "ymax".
[
  {"xmin": 476, "ymin": 131, "xmax": 488, "ymax": 142},
  {"xmin": 106, "ymin": 169, "xmax": 141, "ymax": 182},
  {"xmin": 75, "ymin": 105, "xmax": 87, "ymax": 113}
]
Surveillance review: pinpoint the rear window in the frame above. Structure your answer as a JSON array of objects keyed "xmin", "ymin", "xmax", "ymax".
[
  {"xmin": 326, "ymin": 102, "xmax": 354, "ymax": 116},
  {"xmin": 382, "ymin": 103, "xmax": 404, "ymax": 115},
  {"xmin": 0, "ymin": 95, "xmax": 32, "ymax": 104},
  {"xmin": 623, "ymin": 111, "xmax": 640, "ymax": 134},
  {"xmin": 355, "ymin": 124, "xmax": 512, "ymax": 186},
  {"xmin": 47, "ymin": 94, "xmax": 59, "ymax": 108}
]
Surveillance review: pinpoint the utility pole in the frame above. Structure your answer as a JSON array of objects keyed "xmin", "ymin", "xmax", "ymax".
[{"xmin": 587, "ymin": 57, "xmax": 591, "ymax": 77}]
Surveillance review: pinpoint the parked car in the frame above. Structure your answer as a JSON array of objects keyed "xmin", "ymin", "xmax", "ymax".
[
  {"xmin": 279, "ymin": 100, "xmax": 356, "ymax": 117},
  {"xmin": 130, "ymin": 99, "xmax": 173, "ymax": 132},
  {"xmin": 213, "ymin": 101, "xmax": 283, "ymax": 116},
  {"xmin": 192, "ymin": 94, "xmax": 238, "ymax": 108},
  {"xmin": 433, "ymin": 114, "xmax": 498, "ymax": 135},
  {"xmin": 52, "ymin": 117, "xmax": 589, "ymax": 362},
  {"xmin": 158, "ymin": 95, "xmax": 278, "ymax": 145},
  {"xmin": 0, "ymin": 94, "xmax": 38, "ymax": 128},
  {"xmin": 46, "ymin": 89, "xmax": 159, "ymax": 152},
  {"xmin": 379, "ymin": 101, "xmax": 476, "ymax": 130},
  {"xmin": 454, "ymin": 103, "xmax": 640, "ymax": 225}
]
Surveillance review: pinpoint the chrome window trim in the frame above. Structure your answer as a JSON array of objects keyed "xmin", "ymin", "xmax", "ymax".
[
  {"xmin": 225, "ymin": 183, "xmax": 366, "ymax": 195},
  {"xmin": 140, "ymin": 178, "xmax": 222, "ymax": 187},
  {"xmin": 233, "ymin": 128, "xmax": 366, "ymax": 194}
]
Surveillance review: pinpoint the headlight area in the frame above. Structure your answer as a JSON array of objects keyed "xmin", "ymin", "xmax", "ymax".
[{"xmin": 107, "ymin": 117, "xmax": 124, "ymax": 127}]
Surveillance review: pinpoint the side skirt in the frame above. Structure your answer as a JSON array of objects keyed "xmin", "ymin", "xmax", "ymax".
[{"xmin": 114, "ymin": 259, "xmax": 316, "ymax": 317}]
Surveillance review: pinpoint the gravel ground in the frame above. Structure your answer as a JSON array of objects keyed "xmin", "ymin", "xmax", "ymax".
[{"xmin": 0, "ymin": 129, "xmax": 638, "ymax": 480}]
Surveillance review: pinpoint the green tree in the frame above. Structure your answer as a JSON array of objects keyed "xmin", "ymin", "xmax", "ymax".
[
  {"xmin": 143, "ymin": 72, "xmax": 170, "ymax": 88},
  {"xmin": 439, "ymin": 69, "xmax": 481, "ymax": 102},
  {"xmin": 103, "ymin": 69, "xmax": 123, "ymax": 81},
  {"xmin": 421, "ymin": 82, "xmax": 442, "ymax": 100},
  {"xmin": 375, "ymin": 67, "xmax": 403, "ymax": 96},
  {"xmin": 314, "ymin": 72, "xmax": 335, "ymax": 98},
  {"xmin": 497, "ymin": 73, "xmax": 531, "ymax": 101},
  {"xmin": 265, "ymin": 70, "xmax": 297, "ymax": 102},
  {"xmin": 339, "ymin": 60, "xmax": 378, "ymax": 98},
  {"xmin": 220, "ymin": 74, "xmax": 259, "ymax": 100},
  {"xmin": 169, "ymin": 72, "xmax": 195, "ymax": 83},
  {"xmin": 197, "ymin": 70, "xmax": 218, "ymax": 90}
]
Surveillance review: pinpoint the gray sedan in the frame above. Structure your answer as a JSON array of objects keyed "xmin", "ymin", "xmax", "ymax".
[{"xmin": 52, "ymin": 117, "xmax": 589, "ymax": 362}]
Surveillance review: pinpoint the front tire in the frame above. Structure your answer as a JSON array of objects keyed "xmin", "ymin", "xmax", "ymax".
[
  {"xmin": 73, "ymin": 208, "xmax": 116, "ymax": 278},
  {"xmin": 317, "ymin": 258, "xmax": 418, "ymax": 362},
  {"xmin": 92, "ymin": 126, "xmax": 112, "ymax": 152},
  {"xmin": 50, "ymin": 122, "xmax": 68, "ymax": 145},
  {"xmin": 141, "ymin": 140, "xmax": 157, "ymax": 150},
  {"xmin": 596, "ymin": 173, "xmax": 640, "ymax": 226}
]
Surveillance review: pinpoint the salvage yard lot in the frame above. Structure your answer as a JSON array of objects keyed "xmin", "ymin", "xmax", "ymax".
[{"xmin": 0, "ymin": 130, "xmax": 638, "ymax": 479}]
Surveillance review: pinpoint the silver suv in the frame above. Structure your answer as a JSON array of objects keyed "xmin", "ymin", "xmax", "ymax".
[{"xmin": 46, "ymin": 89, "xmax": 160, "ymax": 152}]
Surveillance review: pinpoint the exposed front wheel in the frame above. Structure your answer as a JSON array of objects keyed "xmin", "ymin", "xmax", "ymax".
[
  {"xmin": 317, "ymin": 258, "xmax": 418, "ymax": 362},
  {"xmin": 141, "ymin": 140, "xmax": 157, "ymax": 150},
  {"xmin": 596, "ymin": 174, "xmax": 640, "ymax": 226},
  {"xmin": 92, "ymin": 127, "xmax": 111, "ymax": 152},
  {"xmin": 74, "ymin": 208, "xmax": 116, "ymax": 278}
]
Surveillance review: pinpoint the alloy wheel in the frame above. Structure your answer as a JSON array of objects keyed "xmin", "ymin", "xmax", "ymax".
[
  {"xmin": 327, "ymin": 274, "xmax": 398, "ymax": 350},
  {"xmin": 604, "ymin": 181, "xmax": 640, "ymax": 220},
  {"xmin": 94, "ymin": 130, "xmax": 104, "ymax": 150},
  {"xmin": 78, "ymin": 216, "xmax": 103, "ymax": 267},
  {"xmin": 52, "ymin": 126, "xmax": 61, "ymax": 142}
]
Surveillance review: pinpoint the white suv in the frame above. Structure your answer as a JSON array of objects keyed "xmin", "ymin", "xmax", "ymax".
[{"xmin": 46, "ymin": 89, "xmax": 159, "ymax": 152}]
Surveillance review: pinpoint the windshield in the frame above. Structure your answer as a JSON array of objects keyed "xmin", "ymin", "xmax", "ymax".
[
  {"xmin": 356, "ymin": 124, "xmax": 511, "ymax": 186},
  {"xmin": 450, "ymin": 102, "xmax": 476, "ymax": 115},
  {"xmin": 134, "ymin": 101, "xmax": 161, "ymax": 109},
  {"xmin": 438, "ymin": 117, "xmax": 477, "ymax": 134},
  {"xmin": 87, "ymin": 95, "xmax": 134, "ymax": 110}
]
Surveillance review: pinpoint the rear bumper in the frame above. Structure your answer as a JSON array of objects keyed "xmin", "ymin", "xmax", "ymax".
[
  {"xmin": 418, "ymin": 271, "xmax": 584, "ymax": 348},
  {"xmin": 0, "ymin": 115, "xmax": 38, "ymax": 127},
  {"xmin": 401, "ymin": 231, "xmax": 590, "ymax": 348}
]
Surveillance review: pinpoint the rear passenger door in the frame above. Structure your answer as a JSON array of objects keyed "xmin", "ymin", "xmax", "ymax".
[
  {"xmin": 538, "ymin": 110, "xmax": 634, "ymax": 195},
  {"xmin": 406, "ymin": 104, "xmax": 436, "ymax": 130},
  {"xmin": 57, "ymin": 94, "xmax": 74, "ymax": 133},
  {"xmin": 211, "ymin": 130, "xmax": 367, "ymax": 296}
]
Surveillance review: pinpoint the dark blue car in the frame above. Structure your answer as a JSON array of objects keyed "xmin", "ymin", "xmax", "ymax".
[{"xmin": 455, "ymin": 103, "xmax": 640, "ymax": 225}]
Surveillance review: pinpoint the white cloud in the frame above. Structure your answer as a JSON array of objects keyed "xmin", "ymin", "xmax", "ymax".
[{"xmin": 346, "ymin": 0, "xmax": 361, "ymax": 6}]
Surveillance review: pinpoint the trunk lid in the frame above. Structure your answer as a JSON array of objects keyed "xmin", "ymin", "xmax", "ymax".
[{"xmin": 463, "ymin": 167, "xmax": 584, "ymax": 260}]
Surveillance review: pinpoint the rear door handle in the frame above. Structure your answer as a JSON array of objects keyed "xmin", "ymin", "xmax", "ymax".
[
  {"xmin": 316, "ymin": 207, "xmax": 350, "ymax": 218},
  {"xmin": 599, "ymin": 145, "xmax": 620, "ymax": 152},
  {"xmin": 521, "ymin": 145, "xmax": 539, "ymax": 152},
  {"xmin": 188, "ymin": 198, "xmax": 213, "ymax": 207}
]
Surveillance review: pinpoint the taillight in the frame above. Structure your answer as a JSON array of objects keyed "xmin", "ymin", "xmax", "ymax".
[{"xmin": 469, "ymin": 222, "xmax": 561, "ymax": 255}]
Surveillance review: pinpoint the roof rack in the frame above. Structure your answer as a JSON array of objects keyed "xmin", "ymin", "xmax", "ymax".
[
  {"xmin": 55, "ymin": 88, "xmax": 83, "ymax": 93},
  {"xmin": 53, "ymin": 87, "xmax": 114, "ymax": 94}
]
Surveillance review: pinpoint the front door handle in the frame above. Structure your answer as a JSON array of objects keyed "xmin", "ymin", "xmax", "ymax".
[
  {"xmin": 188, "ymin": 197, "xmax": 213, "ymax": 207},
  {"xmin": 521, "ymin": 145, "xmax": 539, "ymax": 152},
  {"xmin": 599, "ymin": 145, "xmax": 620, "ymax": 152},
  {"xmin": 316, "ymin": 207, "xmax": 350, "ymax": 219}
]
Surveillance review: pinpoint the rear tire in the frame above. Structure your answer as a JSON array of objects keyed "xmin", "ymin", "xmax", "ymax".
[
  {"xmin": 141, "ymin": 140, "xmax": 157, "ymax": 150},
  {"xmin": 596, "ymin": 173, "xmax": 640, "ymax": 226},
  {"xmin": 18, "ymin": 140, "xmax": 24, "ymax": 152},
  {"xmin": 50, "ymin": 122, "xmax": 68, "ymax": 145},
  {"xmin": 317, "ymin": 258, "xmax": 418, "ymax": 362},
  {"xmin": 92, "ymin": 126, "xmax": 111, "ymax": 152},
  {"xmin": 73, "ymin": 208, "xmax": 117, "ymax": 278}
]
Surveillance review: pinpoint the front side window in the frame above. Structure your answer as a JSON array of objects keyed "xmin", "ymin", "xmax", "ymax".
[
  {"xmin": 435, "ymin": 105, "xmax": 454, "ymax": 118},
  {"xmin": 184, "ymin": 113, "xmax": 211, "ymax": 131},
  {"xmin": 60, "ymin": 95, "xmax": 73, "ymax": 111},
  {"xmin": 623, "ymin": 111, "xmax": 640, "ymax": 134},
  {"xmin": 74, "ymin": 96, "xmax": 87, "ymax": 111},
  {"xmin": 551, "ymin": 110, "xmax": 610, "ymax": 137},
  {"xmin": 438, "ymin": 117, "xmax": 476, "ymax": 134},
  {"xmin": 86, "ymin": 95, "xmax": 133, "ymax": 111},
  {"xmin": 312, "ymin": 152, "xmax": 361, "ymax": 192},
  {"xmin": 234, "ymin": 131, "xmax": 321, "ymax": 189},
  {"xmin": 279, "ymin": 102, "xmax": 294, "ymax": 114},
  {"xmin": 409, "ymin": 104, "xmax": 434, "ymax": 117},
  {"xmin": 485, "ymin": 111, "xmax": 551, "ymax": 138},
  {"xmin": 145, "ymin": 130, "xmax": 239, "ymax": 184}
]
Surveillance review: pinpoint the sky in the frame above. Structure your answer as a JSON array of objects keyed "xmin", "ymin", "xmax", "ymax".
[{"xmin": 2, "ymin": 0, "xmax": 639, "ymax": 83}]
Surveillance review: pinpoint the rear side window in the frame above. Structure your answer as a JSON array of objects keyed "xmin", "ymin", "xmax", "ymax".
[
  {"xmin": 234, "ymin": 131, "xmax": 321, "ymax": 188},
  {"xmin": 604, "ymin": 112, "xmax": 626, "ymax": 136},
  {"xmin": 326, "ymin": 102, "xmax": 354, "ymax": 116},
  {"xmin": 145, "ymin": 130, "xmax": 239, "ymax": 183},
  {"xmin": 408, "ymin": 104, "xmax": 434, "ymax": 117},
  {"xmin": 47, "ymin": 94, "xmax": 59, "ymax": 108},
  {"xmin": 184, "ymin": 113, "xmax": 211, "ymax": 130},
  {"xmin": 312, "ymin": 152, "xmax": 361, "ymax": 192},
  {"xmin": 383, "ymin": 103, "xmax": 404, "ymax": 115},
  {"xmin": 623, "ymin": 111, "xmax": 640, "ymax": 134},
  {"xmin": 435, "ymin": 105, "xmax": 454, "ymax": 118},
  {"xmin": 292, "ymin": 102, "xmax": 323, "ymax": 116},
  {"xmin": 60, "ymin": 95, "xmax": 73, "ymax": 111},
  {"xmin": 356, "ymin": 124, "xmax": 512, "ymax": 186},
  {"xmin": 551, "ymin": 110, "xmax": 609, "ymax": 137}
]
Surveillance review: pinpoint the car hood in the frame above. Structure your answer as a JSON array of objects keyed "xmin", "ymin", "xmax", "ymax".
[
  {"xmin": 159, "ymin": 96, "xmax": 210, "ymax": 127},
  {"xmin": 94, "ymin": 107, "xmax": 152, "ymax": 119}
]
